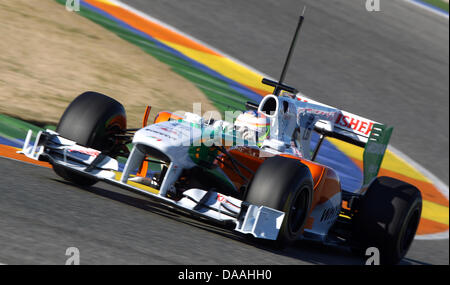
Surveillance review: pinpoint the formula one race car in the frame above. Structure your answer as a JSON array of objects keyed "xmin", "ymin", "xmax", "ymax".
[{"xmin": 19, "ymin": 13, "xmax": 422, "ymax": 265}]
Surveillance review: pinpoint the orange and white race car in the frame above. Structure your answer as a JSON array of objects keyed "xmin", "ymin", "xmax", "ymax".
[{"xmin": 19, "ymin": 12, "xmax": 422, "ymax": 265}]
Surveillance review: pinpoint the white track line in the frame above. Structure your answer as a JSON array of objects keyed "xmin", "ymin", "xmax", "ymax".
[
  {"xmin": 97, "ymin": 0, "xmax": 450, "ymax": 239},
  {"xmin": 389, "ymin": 145, "xmax": 449, "ymax": 200},
  {"xmin": 388, "ymin": 146, "xmax": 449, "ymax": 240},
  {"xmin": 402, "ymin": 0, "xmax": 449, "ymax": 19}
]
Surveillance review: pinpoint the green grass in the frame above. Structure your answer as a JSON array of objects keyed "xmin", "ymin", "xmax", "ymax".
[
  {"xmin": 420, "ymin": 0, "xmax": 449, "ymax": 12},
  {"xmin": 0, "ymin": 114, "xmax": 44, "ymax": 141}
]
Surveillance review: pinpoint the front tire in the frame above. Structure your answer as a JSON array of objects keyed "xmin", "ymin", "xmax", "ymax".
[
  {"xmin": 245, "ymin": 156, "xmax": 313, "ymax": 247},
  {"xmin": 53, "ymin": 91, "xmax": 126, "ymax": 186}
]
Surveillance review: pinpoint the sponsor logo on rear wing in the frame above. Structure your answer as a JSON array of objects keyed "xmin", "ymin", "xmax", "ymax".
[
  {"xmin": 295, "ymin": 94, "xmax": 378, "ymax": 146},
  {"xmin": 294, "ymin": 93, "xmax": 393, "ymax": 184}
]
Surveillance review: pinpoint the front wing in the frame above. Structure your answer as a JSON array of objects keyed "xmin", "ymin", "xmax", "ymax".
[{"xmin": 19, "ymin": 130, "xmax": 285, "ymax": 241}]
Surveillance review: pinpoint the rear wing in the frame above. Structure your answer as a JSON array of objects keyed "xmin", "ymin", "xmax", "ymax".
[
  {"xmin": 294, "ymin": 94, "xmax": 388, "ymax": 145},
  {"xmin": 294, "ymin": 94, "xmax": 376, "ymax": 147},
  {"xmin": 294, "ymin": 93, "xmax": 393, "ymax": 185}
]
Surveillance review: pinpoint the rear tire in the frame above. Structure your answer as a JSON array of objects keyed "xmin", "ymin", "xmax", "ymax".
[
  {"xmin": 351, "ymin": 176, "xmax": 422, "ymax": 264},
  {"xmin": 245, "ymin": 156, "xmax": 313, "ymax": 248},
  {"xmin": 53, "ymin": 91, "xmax": 126, "ymax": 186}
]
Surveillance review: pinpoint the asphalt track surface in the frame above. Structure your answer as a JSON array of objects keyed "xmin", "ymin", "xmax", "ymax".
[
  {"xmin": 0, "ymin": 157, "xmax": 447, "ymax": 264},
  {"xmin": 0, "ymin": 0, "xmax": 448, "ymax": 265}
]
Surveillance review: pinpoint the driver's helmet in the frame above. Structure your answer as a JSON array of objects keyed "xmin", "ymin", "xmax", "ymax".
[{"xmin": 234, "ymin": 110, "xmax": 270, "ymax": 146}]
